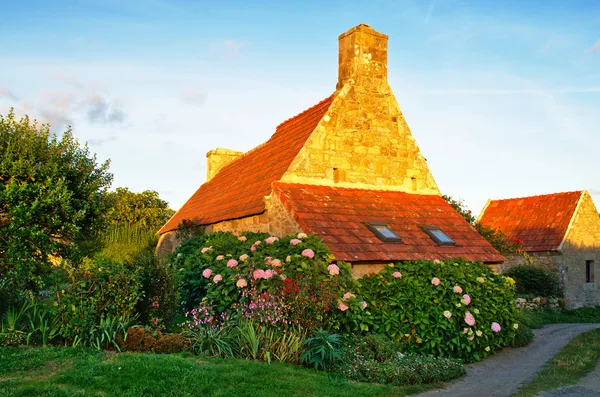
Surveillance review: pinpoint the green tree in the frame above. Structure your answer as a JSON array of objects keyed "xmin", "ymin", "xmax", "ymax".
[
  {"xmin": 0, "ymin": 110, "xmax": 112, "ymax": 291},
  {"xmin": 103, "ymin": 187, "xmax": 175, "ymax": 231}
]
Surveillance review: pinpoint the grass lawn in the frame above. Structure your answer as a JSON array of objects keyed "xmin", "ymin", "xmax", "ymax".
[
  {"xmin": 518, "ymin": 306, "xmax": 600, "ymax": 330},
  {"xmin": 513, "ymin": 328, "xmax": 600, "ymax": 397},
  {"xmin": 0, "ymin": 347, "xmax": 439, "ymax": 397}
]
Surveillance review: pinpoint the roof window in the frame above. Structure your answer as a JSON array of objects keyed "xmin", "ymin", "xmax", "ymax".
[
  {"xmin": 366, "ymin": 222, "xmax": 402, "ymax": 243},
  {"xmin": 421, "ymin": 226, "xmax": 455, "ymax": 246}
]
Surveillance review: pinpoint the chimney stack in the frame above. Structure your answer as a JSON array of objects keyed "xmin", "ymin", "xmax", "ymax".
[
  {"xmin": 206, "ymin": 148, "xmax": 243, "ymax": 182},
  {"xmin": 337, "ymin": 23, "xmax": 388, "ymax": 90}
]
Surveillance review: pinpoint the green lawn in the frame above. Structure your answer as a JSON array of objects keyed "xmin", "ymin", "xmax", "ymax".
[
  {"xmin": 513, "ymin": 328, "xmax": 600, "ymax": 397},
  {"xmin": 0, "ymin": 347, "xmax": 438, "ymax": 397}
]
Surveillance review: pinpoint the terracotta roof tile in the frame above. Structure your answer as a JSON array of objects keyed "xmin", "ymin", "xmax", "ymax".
[
  {"xmin": 159, "ymin": 95, "xmax": 334, "ymax": 234},
  {"xmin": 478, "ymin": 191, "xmax": 582, "ymax": 252},
  {"xmin": 273, "ymin": 182, "xmax": 505, "ymax": 263}
]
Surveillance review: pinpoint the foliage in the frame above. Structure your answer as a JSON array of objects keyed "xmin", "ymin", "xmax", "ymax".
[
  {"xmin": 514, "ymin": 328, "xmax": 600, "ymax": 397},
  {"xmin": 0, "ymin": 110, "xmax": 112, "ymax": 293},
  {"xmin": 117, "ymin": 326, "xmax": 188, "ymax": 354},
  {"xmin": 97, "ymin": 223, "xmax": 158, "ymax": 264},
  {"xmin": 357, "ymin": 259, "xmax": 519, "ymax": 362},
  {"xmin": 0, "ymin": 346, "xmax": 438, "ymax": 396},
  {"xmin": 510, "ymin": 322, "xmax": 533, "ymax": 347},
  {"xmin": 103, "ymin": 187, "xmax": 175, "ymax": 231},
  {"xmin": 516, "ymin": 310, "xmax": 546, "ymax": 329},
  {"xmin": 519, "ymin": 306, "xmax": 600, "ymax": 328},
  {"xmin": 0, "ymin": 297, "xmax": 60, "ymax": 346},
  {"xmin": 51, "ymin": 257, "xmax": 142, "ymax": 343},
  {"xmin": 505, "ymin": 265, "xmax": 563, "ymax": 298},
  {"xmin": 300, "ymin": 328, "xmax": 342, "ymax": 370},
  {"xmin": 442, "ymin": 195, "xmax": 523, "ymax": 257}
]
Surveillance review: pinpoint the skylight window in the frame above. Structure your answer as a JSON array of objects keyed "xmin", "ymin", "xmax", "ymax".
[
  {"xmin": 421, "ymin": 226, "xmax": 455, "ymax": 246},
  {"xmin": 366, "ymin": 222, "xmax": 402, "ymax": 243}
]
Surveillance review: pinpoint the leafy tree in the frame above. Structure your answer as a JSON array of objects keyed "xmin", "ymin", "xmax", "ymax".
[
  {"xmin": 103, "ymin": 187, "xmax": 174, "ymax": 231},
  {"xmin": 0, "ymin": 110, "xmax": 112, "ymax": 291},
  {"xmin": 443, "ymin": 195, "xmax": 521, "ymax": 257}
]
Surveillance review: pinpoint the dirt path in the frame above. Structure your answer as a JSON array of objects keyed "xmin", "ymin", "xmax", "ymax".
[{"xmin": 416, "ymin": 323, "xmax": 600, "ymax": 397}]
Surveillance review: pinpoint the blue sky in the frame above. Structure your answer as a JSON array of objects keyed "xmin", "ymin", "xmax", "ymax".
[{"xmin": 1, "ymin": 0, "xmax": 599, "ymax": 215}]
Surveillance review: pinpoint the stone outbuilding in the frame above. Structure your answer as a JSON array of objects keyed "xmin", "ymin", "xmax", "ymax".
[
  {"xmin": 157, "ymin": 24, "xmax": 504, "ymax": 277},
  {"xmin": 478, "ymin": 191, "xmax": 600, "ymax": 308}
]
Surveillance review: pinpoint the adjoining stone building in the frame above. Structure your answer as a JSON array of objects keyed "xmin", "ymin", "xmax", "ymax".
[
  {"xmin": 157, "ymin": 24, "xmax": 504, "ymax": 277},
  {"xmin": 478, "ymin": 191, "xmax": 600, "ymax": 308}
]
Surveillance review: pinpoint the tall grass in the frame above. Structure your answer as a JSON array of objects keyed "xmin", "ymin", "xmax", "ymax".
[{"xmin": 97, "ymin": 224, "xmax": 158, "ymax": 264}]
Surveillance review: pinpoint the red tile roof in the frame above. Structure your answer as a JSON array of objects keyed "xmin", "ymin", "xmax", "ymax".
[
  {"xmin": 159, "ymin": 95, "xmax": 334, "ymax": 234},
  {"xmin": 273, "ymin": 182, "xmax": 505, "ymax": 263},
  {"xmin": 478, "ymin": 191, "xmax": 582, "ymax": 252}
]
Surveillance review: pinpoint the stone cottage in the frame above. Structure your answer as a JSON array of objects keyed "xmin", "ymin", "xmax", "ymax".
[
  {"xmin": 478, "ymin": 191, "xmax": 600, "ymax": 308},
  {"xmin": 157, "ymin": 23, "xmax": 504, "ymax": 277}
]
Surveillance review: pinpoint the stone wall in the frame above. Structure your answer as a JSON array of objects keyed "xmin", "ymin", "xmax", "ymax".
[{"xmin": 266, "ymin": 193, "xmax": 302, "ymax": 237}]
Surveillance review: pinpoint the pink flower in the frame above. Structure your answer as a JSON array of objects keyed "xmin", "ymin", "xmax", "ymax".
[
  {"xmin": 453, "ymin": 286, "xmax": 463, "ymax": 293},
  {"xmin": 465, "ymin": 311, "xmax": 476, "ymax": 326},
  {"xmin": 297, "ymin": 233, "xmax": 308, "ymax": 239},
  {"xmin": 343, "ymin": 292, "xmax": 356, "ymax": 300},
  {"xmin": 290, "ymin": 239, "xmax": 302, "ymax": 246},
  {"xmin": 201, "ymin": 246, "xmax": 212, "ymax": 253},
  {"xmin": 202, "ymin": 269, "xmax": 212, "ymax": 278},
  {"xmin": 239, "ymin": 254, "xmax": 248, "ymax": 261},
  {"xmin": 327, "ymin": 264, "xmax": 340, "ymax": 275},
  {"xmin": 216, "ymin": 255, "xmax": 225, "ymax": 261},
  {"xmin": 361, "ymin": 301, "xmax": 368, "ymax": 309},
  {"xmin": 392, "ymin": 271, "xmax": 402, "ymax": 279},
  {"xmin": 236, "ymin": 279, "xmax": 247, "ymax": 288},
  {"xmin": 302, "ymin": 249, "xmax": 315, "ymax": 259},
  {"xmin": 431, "ymin": 277, "xmax": 440, "ymax": 286},
  {"xmin": 461, "ymin": 294, "xmax": 471, "ymax": 306},
  {"xmin": 271, "ymin": 259, "xmax": 282, "ymax": 267},
  {"xmin": 265, "ymin": 236, "xmax": 279, "ymax": 244},
  {"xmin": 263, "ymin": 270, "xmax": 275, "ymax": 279},
  {"xmin": 250, "ymin": 246, "xmax": 256, "ymax": 252},
  {"xmin": 491, "ymin": 322, "xmax": 501, "ymax": 333},
  {"xmin": 253, "ymin": 269, "xmax": 265, "ymax": 280},
  {"xmin": 227, "ymin": 259, "xmax": 238, "ymax": 268},
  {"xmin": 443, "ymin": 311, "xmax": 452, "ymax": 319},
  {"xmin": 338, "ymin": 302, "xmax": 349, "ymax": 311},
  {"xmin": 213, "ymin": 274, "xmax": 222, "ymax": 283},
  {"xmin": 434, "ymin": 259, "xmax": 441, "ymax": 264},
  {"xmin": 264, "ymin": 256, "xmax": 272, "ymax": 265}
]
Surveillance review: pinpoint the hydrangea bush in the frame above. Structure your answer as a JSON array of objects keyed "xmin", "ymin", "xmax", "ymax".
[{"xmin": 358, "ymin": 259, "xmax": 519, "ymax": 362}]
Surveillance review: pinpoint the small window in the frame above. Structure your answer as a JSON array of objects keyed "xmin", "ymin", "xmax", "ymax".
[
  {"xmin": 586, "ymin": 260, "xmax": 594, "ymax": 283},
  {"xmin": 421, "ymin": 226, "xmax": 456, "ymax": 246},
  {"xmin": 366, "ymin": 222, "xmax": 402, "ymax": 243}
]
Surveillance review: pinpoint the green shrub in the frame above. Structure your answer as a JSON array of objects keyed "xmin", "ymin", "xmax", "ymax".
[
  {"xmin": 504, "ymin": 265, "xmax": 562, "ymax": 297},
  {"xmin": 300, "ymin": 328, "xmax": 342, "ymax": 371},
  {"xmin": 357, "ymin": 260, "xmax": 519, "ymax": 362},
  {"xmin": 510, "ymin": 322, "xmax": 533, "ymax": 347},
  {"xmin": 516, "ymin": 309, "xmax": 546, "ymax": 329}
]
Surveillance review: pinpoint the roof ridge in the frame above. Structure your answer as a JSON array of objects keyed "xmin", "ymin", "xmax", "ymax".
[
  {"xmin": 273, "ymin": 181, "xmax": 437, "ymax": 196},
  {"xmin": 488, "ymin": 190, "xmax": 582, "ymax": 203},
  {"xmin": 275, "ymin": 94, "xmax": 335, "ymax": 130}
]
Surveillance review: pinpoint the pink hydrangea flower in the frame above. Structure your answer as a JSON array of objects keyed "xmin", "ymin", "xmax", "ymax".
[
  {"xmin": 227, "ymin": 259, "xmax": 238, "ymax": 268},
  {"xmin": 216, "ymin": 255, "xmax": 225, "ymax": 261},
  {"xmin": 453, "ymin": 286, "xmax": 463, "ymax": 293},
  {"xmin": 297, "ymin": 233, "xmax": 308, "ymax": 239},
  {"xmin": 238, "ymin": 236, "xmax": 247, "ymax": 242},
  {"xmin": 302, "ymin": 249, "xmax": 315, "ymax": 259},
  {"xmin": 461, "ymin": 294, "xmax": 471, "ymax": 306},
  {"xmin": 343, "ymin": 292, "xmax": 356, "ymax": 300},
  {"xmin": 263, "ymin": 270, "xmax": 275, "ymax": 279},
  {"xmin": 236, "ymin": 278, "xmax": 247, "ymax": 288},
  {"xmin": 392, "ymin": 271, "xmax": 402, "ymax": 279},
  {"xmin": 250, "ymin": 246, "xmax": 256, "ymax": 252},
  {"xmin": 213, "ymin": 274, "xmax": 222, "ymax": 283},
  {"xmin": 443, "ymin": 311, "xmax": 452, "ymax": 319},
  {"xmin": 202, "ymin": 269, "xmax": 212, "ymax": 278},
  {"xmin": 253, "ymin": 269, "xmax": 265, "ymax": 280},
  {"xmin": 434, "ymin": 259, "xmax": 441, "ymax": 264},
  {"xmin": 491, "ymin": 322, "xmax": 501, "ymax": 333},
  {"xmin": 431, "ymin": 277, "xmax": 440, "ymax": 286},
  {"xmin": 239, "ymin": 254, "xmax": 248, "ymax": 261},
  {"xmin": 361, "ymin": 301, "xmax": 368, "ymax": 309},
  {"xmin": 465, "ymin": 311, "xmax": 476, "ymax": 326},
  {"xmin": 338, "ymin": 302, "xmax": 349, "ymax": 311},
  {"xmin": 290, "ymin": 239, "xmax": 302, "ymax": 246},
  {"xmin": 264, "ymin": 256, "xmax": 272, "ymax": 265},
  {"xmin": 327, "ymin": 264, "xmax": 340, "ymax": 275},
  {"xmin": 270, "ymin": 259, "xmax": 282, "ymax": 267},
  {"xmin": 265, "ymin": 236, "xmax": 279, "ymax": 244},
  {"xmin": 201, "ymin": 246, "xmax": 212, "ymax": 253}
]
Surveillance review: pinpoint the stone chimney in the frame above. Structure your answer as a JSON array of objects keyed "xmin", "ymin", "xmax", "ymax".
[
  {"xmin": 206, "ymin": 148, "xmax": 243, "ymax": 182},
  {"xmin": 337, "ymin": 23, "xmax": 388, "ymax": 90}
]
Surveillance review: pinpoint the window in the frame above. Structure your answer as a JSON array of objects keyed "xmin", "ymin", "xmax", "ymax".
[
  {"xmin": 586, "ymin": 260, "xmax": 594, "ymax": 283},
  {"xmin": 421, "ymin": 226, "xmax": 456, "ymax": 246},
  {"xmin": 366, "ymin": 222, "xmax": 402, "ymax": 243}
]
